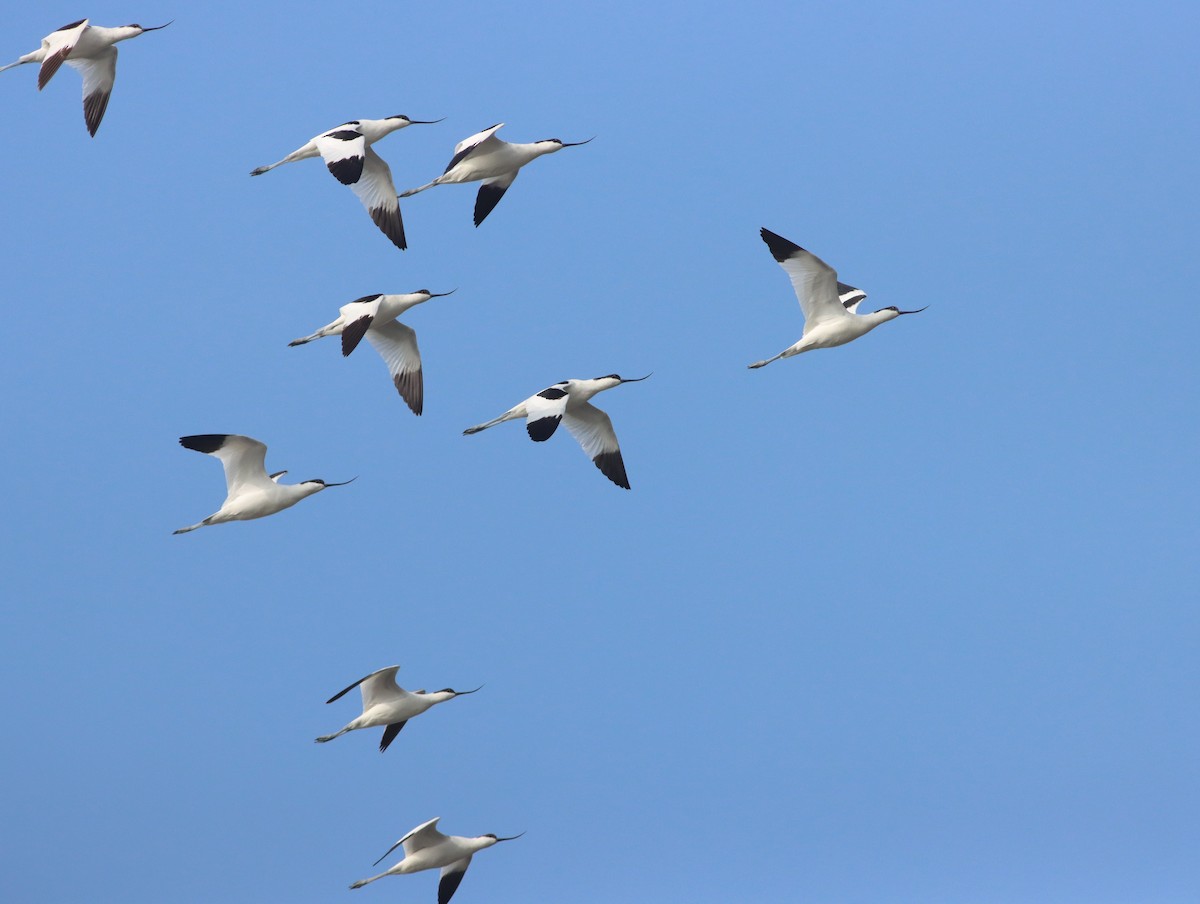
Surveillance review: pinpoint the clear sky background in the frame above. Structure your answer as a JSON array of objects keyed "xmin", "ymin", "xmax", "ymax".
[{"xmin": 2, "ymin": 2, "xmax": 1197, "ymax": 902}]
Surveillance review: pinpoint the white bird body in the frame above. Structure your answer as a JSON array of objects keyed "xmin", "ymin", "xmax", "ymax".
[
  {"xmin": 400, "ymin": 123, "xmax": 592, "ymax": 225},
  {"xmin": 289, "ymin": 289, "xmax": 455, "ymax": 415},
  {"xmin": 173, "ymin": 434, "xmax": 354, "ymax": 534},
  {"xmin": 748, "ymin": 227, "xmax": 926, "ymax": 368},
  {"xmin": 250, "ymin": 116, "xmax": 442, "ymax": 250},
  {"xmin": 1, "ymin": 18, "xmax": 170, "ymax": 135},
  {"xmin": 350, "ymin": 817, "xmax": 522, "ymax": 899},
  {"xmin": 463, "ymin": 374, "xmax": 648, "ymax": 489},
  {"xmin": 315, "ymin": 665, "xmax": 479, "ymax": 752}
]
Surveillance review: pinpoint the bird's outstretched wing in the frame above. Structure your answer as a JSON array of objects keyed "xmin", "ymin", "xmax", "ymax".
[
  {"xmin": 350, "ymin": 148, "xmax": 406, "ymax": 249},
  {"xmin": 837, "ymin": 281, "xmax": 868, "ymax": 314},
  {"xmin": 178, "ymin": 434, "xmax": 273, "ymax": 496},
  {"xmin": 371, "ymin": 817, "xmax": 449, "ymax": 866},
  {"xmin": 759, "ymin": 228, "xmax": 848, "ymax": 330},
  {"xmin": 524, "ymin": 385, "xmax": 570, "ymax": 441},
  {"xmin": 365, "ymin": 321, "xmax": 423, "ymax": 415},
  {"xmin": 474, "ymin": 171, "xmax": 518, "ymax": 226},
  {"xmin": 444, "ymin": 122, "xmax": 505, "ymax": 173},
  {"xmin": 65, "ymin": 46, "xmax": 116, "ymax": 135},
  {"xmin": 38, "ymin": 19, "xmax": 88, "ymax": 89},
  {"xmin": 315, "ymin": 127, "xmax": 367, "ymax": 185},
  {"xmin": 324, "ymin": 665, "xmax": 405, "ymax": 710},
  {"xmin": 438, "ymin": 857, "xmax": 473, "ymax": 904},
  {"xmin": 563, "ymin": 402, "xmax": 630, "ymax": 489}
]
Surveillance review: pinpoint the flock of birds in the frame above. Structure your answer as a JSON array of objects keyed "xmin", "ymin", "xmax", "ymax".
[{"xmin": 4, "ymin": 16, "xmax": 927, "ymax": 901}]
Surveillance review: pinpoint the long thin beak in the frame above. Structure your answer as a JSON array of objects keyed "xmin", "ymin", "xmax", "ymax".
[
  {"xmin": 408, "ymin": 117, "xmax": 446, "ymax": 125},
  {"xmin": 142, "ymin": 21, "xmax": 173, "ymax": 31},
  {"xmin": 428, "ymin": 288, "xmax": 458, "ymax": 298},
  {"xmin": 372, "ymin": 839, "xmax": 405, "ymax": 867},
  {"xmin": 494, "ymin": 832, "xmax": 525, "ymax": 843},
  {"xmin": 620, "ymin": 373, "xmax": 652, "ymax": 383},
  {"xmin": 453, "ymin": 685, "xmax": 484, "ymax": 696},
  {"xmin": 560, "ymin": 137, "xmax": 595, "ymax": 147},
  {"xmin": 897, "ymin": 306, "xmax": 929, "ymax": 315},
  {"xmin": 324, "ymin": 477, "xmax": 358, "ymax": 487}
]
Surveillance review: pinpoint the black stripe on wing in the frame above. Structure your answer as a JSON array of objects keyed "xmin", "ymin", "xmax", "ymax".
[
  {"xmin": 379, "ymin": 720, "xmax": 408, "ymax": 753},
  {"xmin": 341, "ymin": 315, "xmax": 374, "ymax": 357},
  {"xmin": 394, "ymin": 370, "xmax": 423, "ymax": 416},
  {"xmin": 527, "ymin": 416, "xmax": 562, "ymax": 442},
  {"xmin": 759, "ymin": 227, "xmax": 804, "ymax": 263},
  {"xmin": 438, "ymin": 867, "xmax": 467, "ymax": 904},
  {"xmin": 370, "ymin": 203, "xmax": 407, "ymax": 250},
  {"xmin": 474, "ymin": 182, "xmax": 509, "ymax": 226},
  {"xmin": 593, "ymin": 450, "xmax": 630, "ymax": 489},
  {"xmin": 324, "ymin": 672, "xmax": 374, "ymax": 704},
  {"xmin": 38, "ymin": 48, "xmax": 71, "ymax": 90},
  {"xmin": 83, "ymin": 89, "xmax": 111, "ymax": 136},
  {"xmin": 326, "ymin": 154, "xmax": 364, "ymax": 185},
  {"xmin": 443, "ymin": 123, "xmax": 501, "ymax": 174},
  {"xmin": 179, "ymin": 434, "xmax": 229, "ymax": 454}
]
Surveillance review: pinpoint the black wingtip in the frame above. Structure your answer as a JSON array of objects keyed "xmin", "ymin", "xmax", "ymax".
[
  {"xmin": 326, "ymin": 155, "xmax": 365, "ymax": 185},
  {"xmin": 526, "ymin": 415, "xmax": 562, "ymax": 442},
  {"xmin": 594, "ymin": 451, "xmax": 630, "ymax": 489},
  {"xmin": 179, "ymin": 434, "xmax": 228, "ymax": 454},
  {"xmin": 759, "ymin": 227, "xmax": 802, "ymax": 262}
]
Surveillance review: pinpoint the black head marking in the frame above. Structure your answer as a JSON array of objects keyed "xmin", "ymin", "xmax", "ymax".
[{"xmin": 388, "ymin": 115, "xmax": 411, "ymax": 121}]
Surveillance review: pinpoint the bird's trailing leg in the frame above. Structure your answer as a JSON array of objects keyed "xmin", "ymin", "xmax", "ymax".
[
  {"xmin": 314, "ymin": 726, "xmax": 352, "ymax": 743},
  {"xmin": 398, "ymin": 176, "xmax": 445, "ymax": 198},
  {"xmin": 172, "ymin": 516, "xmax": 213, "ymax": 535},
  {"xmin": 0, "ymin": 57, "xmax": 35, "ymax": 73},
  {"xmin": 289, "ymin": 321, "xmax": 342, "ymax": 347},
  {"xmin": 463, "ymin": 408, "xmax": 524, "ymax": 435},
  {"xmin": 250, "ymin": 142, "xmax": 318, "ymax": 177},
  {"xmin": 747, "ymin": 351, "xmax": 787, "ymax": 369},
  {"xmin": 349, "ymin": 874, "xmax": 386, "ymax": 890}
]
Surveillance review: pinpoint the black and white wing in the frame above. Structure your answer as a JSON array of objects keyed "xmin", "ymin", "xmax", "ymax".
[
  {"xmin": 371, "ymin": 817, "xmax": 449, "ymax": 866},
  {"xmin": 524, "ymin": 385, "xmax": 570, "ymax": 441},
  {"xmin": 178, "ymin": 434, "xmax": 273, "ymax": 496},
  {"xmin": 364, "ymin": 321, "xmax": 424, "ymax": 415},
  {"xmin": 759, "ymin": 228, "xmax": 848, "ymax": 330},
  {"xmin": 324, "ymin": 665, "xmax": 405, "ymax": 709},
  {"xmin": 65, "ymin": 47, "xmax": 116, "ymax": 136},
  {"xmin": 336, "ymin": 294, "xmax": 385, "ymax": 357},
  {"xmin": 37, "ymin": 19, "xmax": 87, "ymax": 90},
  {"xmin": 315, "ymin": 126, "xmax": 367, "ymax": 185},
  {"xmin": 443, "ymin": 122, "xmax": 504, "ymax": 174},
  {"xmin": 474, "ymin": 170, "xmax": 518, "ymax": 226},
  {"xmin": 378, "ymin": 719, "xmax": 408, "ymax": 753},
  {"xmin": 564, "ymin": 402, "xmax": 630, "ymax": 489},
  {"xmin": 438, "ymin": 857, "xmax": 473, "ymax": 904},
  {"xmin": 350, "ymin": 147, "xmax": 406, "ymax": 249},
  {"xmin": 837, "ymin": 281, "xmax": 868, "ymax": 314}
]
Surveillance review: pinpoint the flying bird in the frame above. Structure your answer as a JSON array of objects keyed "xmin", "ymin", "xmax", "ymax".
[
  {"xmin": 400, "ymin": 123, "xmax": 593, "ymax": 225},
  {"xmin": 748, "ymin": 228, "xmax": 927, "ymax": 368},
  {"xmin": 173, "ymin": 434, "xmax": 354, "ymax": 534},
  {"xmin": 0, "ymin": 18, "xmax": 170, "ymax": 136},
  {"xmin": 349, "ymin": 817, "xmax": 523, "ymax": 899},
  {"xmin": 463, "ymin": 374, "xmax": 649, "ymax": 489},
  {"xmin": 289, "ymin": 289, "xmax": 456, "ymax": 415},
  {"xmin": 250, "ymin": 116, "xmax": 442, "ymax": 250},
  {"xmin": 316, "ymin": 665, "xmax": 480, "ymax": 752}
]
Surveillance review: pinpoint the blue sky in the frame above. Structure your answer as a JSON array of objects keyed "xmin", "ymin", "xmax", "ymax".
[{"xmin": 2, "ymin": 1, "xmax": 1198, "ymax": 901}]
